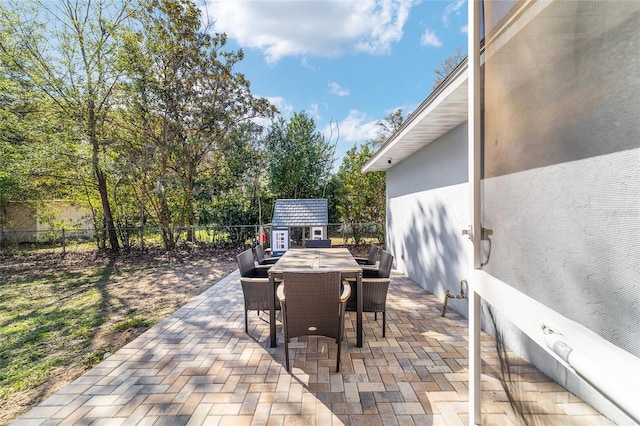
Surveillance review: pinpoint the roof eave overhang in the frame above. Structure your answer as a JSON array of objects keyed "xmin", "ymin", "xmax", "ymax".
[{"xmin": 363, "ymin": 61, "xmax": 469, "ymax": 173}]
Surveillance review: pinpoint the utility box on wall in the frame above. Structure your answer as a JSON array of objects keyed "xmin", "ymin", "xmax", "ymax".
[{"xmin": 271, "ymin": 227, "xmax": 289, "ymax": 256}]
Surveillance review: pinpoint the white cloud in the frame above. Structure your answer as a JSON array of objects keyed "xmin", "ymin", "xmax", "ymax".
[
  {"xmin": 445, "ymin": 0, "xmax": 467, "ymax": 15},
  {"xmin": 328, "ymin": 81, "xmax": 350, "ymax": 97},
  {"xmin": 323, "ymin": 110, "xmax": 379, "ymax": 144},
  {"xmin": 266, "ymin": 96, "xmax": 294, "ymax": 118},
  {"xmin": 420, "ymin": 28, "xmax": 442, "ymax": 48},
  {"xmin": 443, "ymin": 0, "xmax": 466, "ymax": 28},
  {"xmin": 204, "ymin": 0, "xmax": 417, "ymax": 63},
  {"xmin": 300, "ymin": 57, "xmax": 316, "ymax": 71},
  {"xmin": 308, "ymin": 103, "xmax": 321, "ymax": 120}
]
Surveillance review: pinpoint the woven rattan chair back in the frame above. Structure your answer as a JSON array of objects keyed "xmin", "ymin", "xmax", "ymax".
[
  {"xmin": 253, "ymin": 244, "xmax": 279, "ymax": 265},
  {"xmin": 355, "ymin": 244, "xmax": 379, "ymax": 265},
  {"xmin": 240, "ymin": 277, "xmax": 272, "ymax": 335},
  {"xmin": 282, "ymin": 270, "xmax": 341, "ymax": 339},
  {"xmin": 237, "ymin": 249, "xmax": 256, "ymax": 277},
  {"xmin": 365, "ymin": 244, "xmax": 379, "ymax": 265},
  {"xmin": 347, "ymin": 250, "xmax": 393, "ymax": 337},
  {"xmin": 237, "ymin": 248, "xmax": 270, "ymax": 278},
  {"xmin": 377, "ymin": 250, "xmax": 394, "ymax": 278},
  {"xmin": 253, "ymin": 244, "xmax": 265, "ymax": 265},
  {"xmin": 279, "ymin": 270, "xmax": 348, "ymax": 372},
  {"xmin": 304, "ymin": 239, "xmax": 331, "ymax": 248},
  {"xmin": 254, "ymin": 244, "xmax": 267, "ymax": 264}
]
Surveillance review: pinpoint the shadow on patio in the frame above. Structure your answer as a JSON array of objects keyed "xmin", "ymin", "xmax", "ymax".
[{"xmin": 14, "ymin": 270, "xmax": 613, "ymax": 425}]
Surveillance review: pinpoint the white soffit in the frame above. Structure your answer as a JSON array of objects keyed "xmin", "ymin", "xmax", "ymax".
[{"xmin": 363, "ymin": 64, "xmax": 468, "ymax": 172}]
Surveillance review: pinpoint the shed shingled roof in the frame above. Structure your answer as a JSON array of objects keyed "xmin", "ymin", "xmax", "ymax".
[{"xmin": 272, "ymin": 199, "xmax": 328, "ymax": 227}]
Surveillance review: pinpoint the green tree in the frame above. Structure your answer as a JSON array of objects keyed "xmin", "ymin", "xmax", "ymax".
[
  {"xmin": 119, "ymin": 0, "xmax": 275, "ymax": 249},
  {"xmin": 372, "ymin": 109, "xmax": 404, "ymax": 147},
  {"xmin": 0, "ymin": 37, "xmax": 82, "ymax": 239},
  {"xmin": 0, "ymin": 0, "xmax": 133, "ymax": 251},
  {"xmin": 333, "ymin": 110, "xmax": 403, "ymax": 244},
  {"xmin": 195, "ymin": 123, "xmax": 273, "ymax": 246},
  {"xmin": 265, "ymin": 111, "xmax": 335, "ymax": 199},
  {"xmin": 0, "ymin": 75, "xmax": 39, "ymax": 234},
  {"xmin": 334, "ymin": 143, "xmax": 385, "ymax": 244}
]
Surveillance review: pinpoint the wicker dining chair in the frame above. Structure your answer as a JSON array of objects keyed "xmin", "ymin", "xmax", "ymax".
[
  {"xmin": 254, "ymin": 244, "xmax": 279, "ymax": 265},
  {"xmin": 346, "ymin": 250, "xmax": 394, "ymax": 337},
  {"xmin": 277, "ymin": 270, "xmax": 351, "ymax": 372},
  {"xmin": 239, "ymin": 276, "xmax": 273, "ymax": 334},
  {"xmin": 354, "ymin": 243, "xmax": 379, "ymax": 265},
  {"xmin": 237, "ymin": 248, "xmax": 271, "ymax": 278},
  {"xmin": 237, "ymin": 249, "xmax": 274, "ymax": 335},
  {"xmin": 362, "ymin": 249, "xmax": 393, "ymax": 279}
]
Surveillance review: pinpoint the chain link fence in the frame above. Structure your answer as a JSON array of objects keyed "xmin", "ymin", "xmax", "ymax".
[{"xmin": 0, "ymin": 223, "xmax": 384, "ymax": 254}]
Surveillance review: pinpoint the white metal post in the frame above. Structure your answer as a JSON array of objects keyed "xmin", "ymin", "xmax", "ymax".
[{"xmin": 468, "ymin": 0, "xmax": 482, "ymax": 424}]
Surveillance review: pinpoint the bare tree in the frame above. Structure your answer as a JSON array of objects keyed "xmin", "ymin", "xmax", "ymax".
[{"xmin": 433, "ymin": 46, "xmax": 466, "ymax": 90}]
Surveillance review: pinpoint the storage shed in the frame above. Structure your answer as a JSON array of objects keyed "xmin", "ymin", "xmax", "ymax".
[{"xmin": 270, "ymin": 199, "xmax": 328, "ymax": 254}]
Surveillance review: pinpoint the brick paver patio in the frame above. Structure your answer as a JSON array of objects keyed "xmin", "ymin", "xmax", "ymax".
[{"xmin": 14, "ymin": 270, "xmax": 613, "ymax": 425}]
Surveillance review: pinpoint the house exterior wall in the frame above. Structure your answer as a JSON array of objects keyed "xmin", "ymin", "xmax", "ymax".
[
  {"xmin": 386, "ymin": 123, "xmax": 471, "ymax": 312},
  {"xmin": 481, "ymin": 0, "xmax": 640, "ymax": 362},
  {"xmin": 381, "ymin": 2, "xmax": 638, "ymax": 423},
  {"xmin": 482, "ymin": 149, "xmax": 640, "ymax": 358},
  {"xmin": 479, "ymin": 147, "xmax": 639, "ymax": 424},
  {"xmin": 477, "ymin": 4, "xmax": 639, "ymax": 421},
  {"xmin": 1, "ymin": 204, "xmax": 37, "ymax": 243},
  {"xmin": 385, "ymin": 123, "xmax": 638, "ymax": 425},
  {"xmin": 36, "ymin": 202, "xmax": 92, "ymax": 231},
  {"xmin": 1, "ymin": 201, "xmax": 92, "ymax": 243}
]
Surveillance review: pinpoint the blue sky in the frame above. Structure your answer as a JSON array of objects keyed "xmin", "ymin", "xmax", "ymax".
[{"xmin": 202, "ymin": 0, "xmax": 468, "ymax": 167}]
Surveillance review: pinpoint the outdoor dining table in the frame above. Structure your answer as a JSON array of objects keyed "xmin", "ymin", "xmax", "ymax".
[{"xmin": 268, "ymin": 247, "xmax": 364, "ymax": 348}]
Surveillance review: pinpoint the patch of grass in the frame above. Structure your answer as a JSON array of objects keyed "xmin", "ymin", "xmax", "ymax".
[
  {"xmin": 0, "ymin": 248, "xmax": 236, "ymax": 424},
  {"xmin": 0, "ymin": 267, "xmax": 110, "ymax": 397},
  {"xmin": 81, "ymin": 346, "xmax": 113, "ymax": 367},
  {"xmin": 113, "ymin": 316, "xmax": 152, "ymax": 332},
  {"xmin": 0, "ymin": 356, "xmax": 66, "ymax": 396}
]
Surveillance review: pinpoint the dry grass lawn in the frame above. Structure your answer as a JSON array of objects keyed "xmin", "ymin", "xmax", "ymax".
[{"xmin": 0, "ymin": 248, "xmax": 237, "ymax": 425}]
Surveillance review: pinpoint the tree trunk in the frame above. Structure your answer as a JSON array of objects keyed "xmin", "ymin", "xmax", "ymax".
[
  {"xmin": 89, "ymin": 100, "xmax": 120, "ymax": 251},
  {"xmin": 158, "ymin": 194, "xmax": 175, "ymax": 250},
  {"xmin": 184, "ymin": 164, "xmax": 196, "ymax": 243}
]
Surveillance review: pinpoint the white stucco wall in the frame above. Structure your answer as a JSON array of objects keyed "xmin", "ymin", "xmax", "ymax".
[
  {"xmin": 483, "ymin": 148, "xmax": 640, "ymax": 358},
  {"xmin": 475, "ymin": 3, "xmax": 640, "ymax": 422},
  {"xmin": 384, "ymin": 121, "xmax": 639, "ymax": 424},
  {"xmin": 386, "ymin": 123, "xmax": 471, "ymax": 313},
  {"xmin": 382, "ymin": 2, "xmax": 639, "ymax": 423},
  {"xmin": 479, "ymin": 147, "xmax": 640, "ymax": 425}
]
